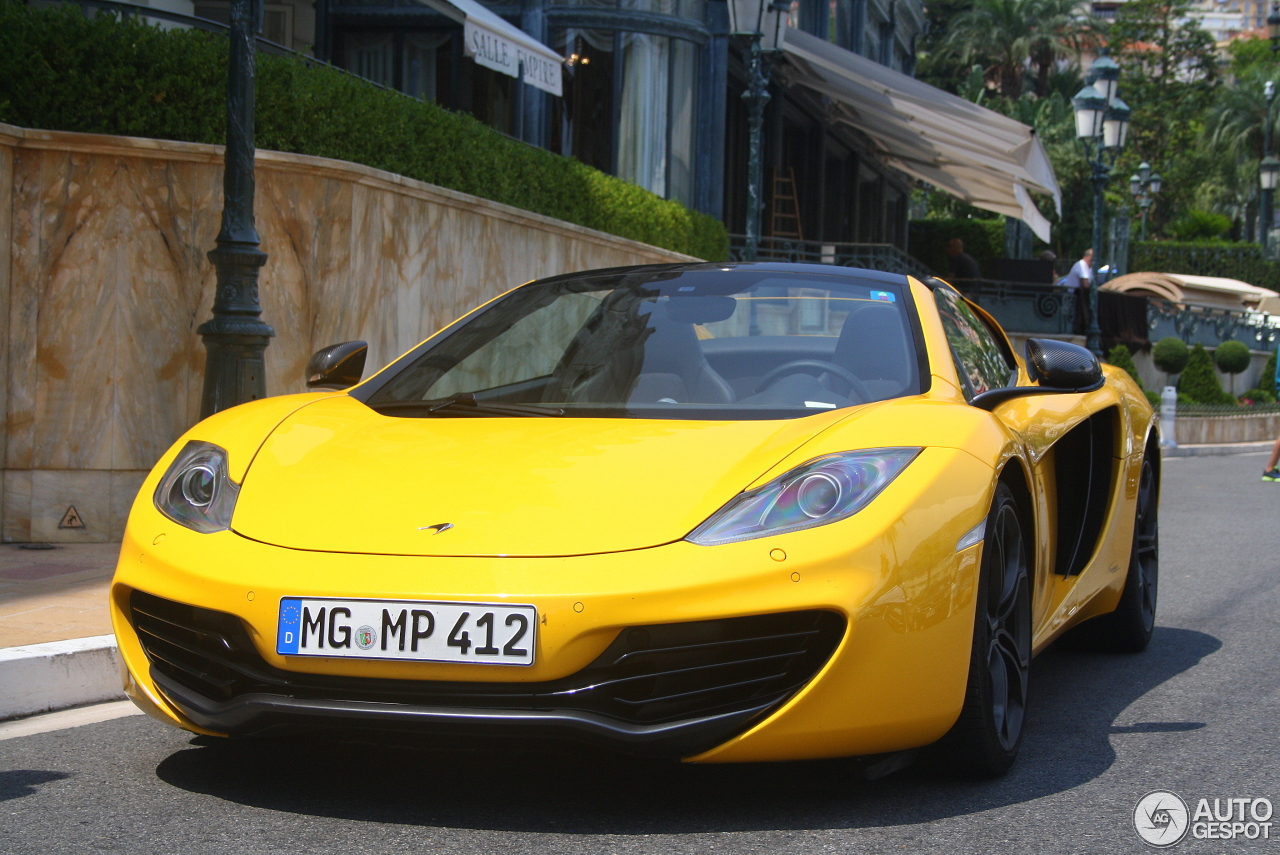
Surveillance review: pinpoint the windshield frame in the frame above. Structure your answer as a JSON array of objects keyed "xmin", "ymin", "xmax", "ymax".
[{"xmin": 350, "ymin": 262, "xmax": 932, "ymax": 420}]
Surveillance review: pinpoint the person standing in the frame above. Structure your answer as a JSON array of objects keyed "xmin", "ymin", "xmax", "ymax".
[
  {"xmin": 1063, "ymin": 248, "xmax": 1093, "ymax": 335},
  {"xmin": 947, "ymin": 238, "xmax": 981, "ymax": 280},
  {"xmin": 1263, "ymin": 354, "xmax": 1280, "ymax": 481}
]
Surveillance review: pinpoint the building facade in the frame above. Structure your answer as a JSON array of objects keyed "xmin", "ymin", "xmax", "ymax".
[{"xmin": 187, "ymin": 0, "xmax": 928, "ymax": 252}]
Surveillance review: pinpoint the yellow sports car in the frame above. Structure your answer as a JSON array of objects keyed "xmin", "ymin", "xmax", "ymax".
[{"xmin": 111, "ymin": 262, "xmax": 1159, "ymax": 777}]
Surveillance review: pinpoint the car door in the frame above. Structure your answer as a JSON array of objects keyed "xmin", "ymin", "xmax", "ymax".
[{"xmin": 931, "ymin": 287, "xmax": 1112, "ymax": 635}]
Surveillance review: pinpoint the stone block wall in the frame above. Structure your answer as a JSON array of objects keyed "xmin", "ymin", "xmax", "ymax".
[{"xmin": 0, "ymin": 123, "xmax": 693, "ymax": 543}]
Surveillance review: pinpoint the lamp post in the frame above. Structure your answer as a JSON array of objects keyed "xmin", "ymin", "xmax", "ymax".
[
  {"xmin": 198, "ymin": 0, "xmax": 275, "ymax": 418},
  {"xmin": 1073, "ymin": 50, "xmax": 1130, "ymax": 357},
  {"xmin": 1128, "ymin": 162, "xmax": 1161, "ymax": 242},
  {"xmin": 728, "ymin": 0, "xmax": 788, "ymax": 262}
]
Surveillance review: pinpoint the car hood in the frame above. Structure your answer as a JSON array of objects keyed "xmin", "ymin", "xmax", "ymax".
[{"xmin": 231, "ymin": 395, "xmax": 854, "ymax": 557}]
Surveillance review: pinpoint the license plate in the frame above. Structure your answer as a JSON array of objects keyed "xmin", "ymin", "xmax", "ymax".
[{"xmin": 276, "ymin": 597, "xmax": 536, "ymax": 666}]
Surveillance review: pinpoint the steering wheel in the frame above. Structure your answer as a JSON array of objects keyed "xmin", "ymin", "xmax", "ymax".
[{"xmin": 754, "ymin": 360, "xmax": 870, "ymax": 402}]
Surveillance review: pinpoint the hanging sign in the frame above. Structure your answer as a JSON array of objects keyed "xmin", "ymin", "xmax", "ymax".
[{"xmin": 464, "ymin": 20, "xmax": 563, "ymax": 97}]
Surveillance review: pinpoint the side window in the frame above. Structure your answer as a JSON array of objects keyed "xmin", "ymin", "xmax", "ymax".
[{"xmin": 933, "ymin": 288, "xmax": 1015, "ymax": 399}]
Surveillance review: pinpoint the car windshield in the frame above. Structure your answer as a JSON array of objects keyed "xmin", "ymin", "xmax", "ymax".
[{"xmin": 359, "ymin": 266, "xmax": 924, "ymax": 420}]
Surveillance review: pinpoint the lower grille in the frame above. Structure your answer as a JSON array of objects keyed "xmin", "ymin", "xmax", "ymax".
[{"xmin": 130, "ymin": 590, "xmax": 844, "ymax": 728}]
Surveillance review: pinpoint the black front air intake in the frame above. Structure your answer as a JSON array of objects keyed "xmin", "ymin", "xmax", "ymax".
[{"xmin": 130, "ymin": 590, "xmax": 844, "ymax": 729}]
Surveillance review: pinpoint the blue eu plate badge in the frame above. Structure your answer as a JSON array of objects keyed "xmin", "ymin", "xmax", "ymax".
[{"xmin": 277, "ymin": 598, "xmax": 302, "ymax": 654}]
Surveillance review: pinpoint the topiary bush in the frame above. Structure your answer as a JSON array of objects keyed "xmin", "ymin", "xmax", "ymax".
[
  {"xmin": 0, "ymin": 1, "xmax": 727, "ymax": 259},
  {"xmin": 1178, "ymin": 343, "xmax": 1235, "ymax": 405},
  {"xmin": 1152, "ymin": 336, "xmax": 1189, "ymax": 381},
  {"xmin": 1213, "ymin": 340, "xmax": 1252, "ymax": 395},
  {"xmin": 1105, "ymin": 344, "xmax": 1144, "ymax": 390}
]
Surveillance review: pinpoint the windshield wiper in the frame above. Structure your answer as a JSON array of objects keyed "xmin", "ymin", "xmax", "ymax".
[{"xmin": 372, "ymin": 393, "xmax": 565, "ymax": 417}]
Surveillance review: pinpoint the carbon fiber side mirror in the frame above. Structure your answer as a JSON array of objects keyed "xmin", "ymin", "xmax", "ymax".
[{"xmin": 1024, "ymin": 338, "xmax": 1104, "ymax": 390}]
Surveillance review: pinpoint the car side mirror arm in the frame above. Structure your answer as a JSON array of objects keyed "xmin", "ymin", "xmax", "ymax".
[
  {"xmin": 306, "ymin": 341, "xmax": 368, "ymax": 390},
  {"xmin": 970, "ymin": 380, "xmax": 1105, "ymax": 411}
]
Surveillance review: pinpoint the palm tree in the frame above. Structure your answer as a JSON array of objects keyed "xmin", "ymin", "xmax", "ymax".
[
  {"xmin": 943, "ymin": 0, "xmax": 1091, "ymax": 99},
  {"xmin": 1201, "ymin": 68, "xmax": 1280, "ymax": 239},
  {"xmin": 1204, "ymin": 68, "xmax": 1280, "ymax": 164}
]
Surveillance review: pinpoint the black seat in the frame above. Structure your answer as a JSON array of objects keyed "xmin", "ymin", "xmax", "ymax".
[
  {"xmin": 832, "ymin": 303, "xmax": 912, "ymax": 400},
  {"xmin": 628, "ymin": 307, "xmax": 735, "ymax": 404}
]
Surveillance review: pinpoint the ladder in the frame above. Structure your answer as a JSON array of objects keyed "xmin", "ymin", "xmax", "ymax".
[{"xmin": 769, "ymin": 168, "xmax": 804, "ymax": 241}]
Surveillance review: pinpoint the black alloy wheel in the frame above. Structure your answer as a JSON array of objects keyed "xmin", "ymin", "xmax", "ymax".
[
  {"xmin": 938, "ymin": 481, "xmax": 1033, "ymax": 778},
  {"xmin": 1093, "ymin": 452, "xmax": 1159, "ymax": 652}
]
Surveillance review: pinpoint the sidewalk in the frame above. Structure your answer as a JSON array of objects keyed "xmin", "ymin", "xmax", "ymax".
[
  {"xmin": 0, "ymin": 543, "xmax": 117, "ymax": 647},
  {"xmin": 1162, "ymin": 440, "xmax": 1274, "ymax": 458},
  {"xmin": 0, "ymin": 543, "xmax": 122, "ymax": 720}
]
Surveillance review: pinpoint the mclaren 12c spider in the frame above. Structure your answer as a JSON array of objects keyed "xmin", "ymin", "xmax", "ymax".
[{"xmin": 111, "ymin": 262, "xmax": 1159, "ymax": 777}]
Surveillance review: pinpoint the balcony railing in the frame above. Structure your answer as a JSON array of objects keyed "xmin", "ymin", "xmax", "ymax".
[
  {"xmin": 726, "ymin": 238, "xmax": 1280, "ymax": 351},
  {"xmin": 1148, "ymin": 299, "xmax": 1280, "ymax": 353},
  {"xmin": 950, "ymin": 280, "xmax": 1081, "ymax": 337}
]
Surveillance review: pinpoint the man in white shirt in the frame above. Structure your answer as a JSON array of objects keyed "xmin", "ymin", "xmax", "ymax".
[
  {"xmin": 1063, "ymin": 248, "xmax": 1093, "ymax": 334},
  {"xmin": 1063, "ymin": 248, "xmax": 1093, "ymax": 289}
]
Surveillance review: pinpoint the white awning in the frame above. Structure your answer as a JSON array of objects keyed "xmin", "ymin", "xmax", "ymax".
[
  {"xmin": 420, "ymin": 0, "xmax": 563, "ymax": 96},
  {"xmin": 781, "ymin": 28, "xmax": 1061, "ymax": 242}
]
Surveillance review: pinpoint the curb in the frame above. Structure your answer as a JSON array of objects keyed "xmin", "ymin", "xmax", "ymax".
[
  {"xmin": 1162, "ymin": 441, "xmax": 1274, "ymax": 458},
  {"xmin": 0, "ymin": 635, "xmax": 125, "ymax": 721}
]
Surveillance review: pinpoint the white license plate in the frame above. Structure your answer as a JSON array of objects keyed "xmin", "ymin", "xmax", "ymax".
[{"xmin": 276, "ymin": 597, "xmax": 536, "ymax": 666}]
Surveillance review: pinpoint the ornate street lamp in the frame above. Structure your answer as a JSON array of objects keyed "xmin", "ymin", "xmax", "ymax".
[
  {"xmin": 198, "ymin": 0, "xmax": 275, "ymax": 418},
  {"xmin": 1129, "ymin": 161, "xmax": 1161, "ymax": 241},
  {"xmin": 1073, "ymin": 50, "xmax": 1130, "ymax": 357},
  {"xmin": 728, "ymin": 0, "xmax": 789, "ymax": 262}
]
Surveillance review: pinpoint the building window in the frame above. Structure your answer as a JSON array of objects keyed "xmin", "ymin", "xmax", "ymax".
[
  {"xmin": 343, "ymin": 32, "xmax": 396, "ymax": 88},
  {"xmin": 555, "ymin": 27, "xmax": 698, "ymax": 207},
  {"xmin": 339, "ymin": 30, "xmax": 452, "ymax": 103}
]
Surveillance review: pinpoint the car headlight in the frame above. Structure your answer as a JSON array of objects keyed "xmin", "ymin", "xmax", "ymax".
[
  {"xmin": 153, "ymin": 441, "xmax": 240, "ymax": 533},
  {"xmin": 686, "ymin": 448, "xmax": 920, "ymax": 546}
]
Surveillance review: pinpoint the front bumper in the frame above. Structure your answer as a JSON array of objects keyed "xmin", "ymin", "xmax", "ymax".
[
  {"xmin": 130, "ymin": 589, "xmax": 843, "ymax": 757},
  {"xmin": 111, "ymin": 446, "xmax": 993, "ymax": 762}
]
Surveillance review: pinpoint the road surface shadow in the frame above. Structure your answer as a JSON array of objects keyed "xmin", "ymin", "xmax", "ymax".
[
  {"xmin": 154, "ymin": 626, "xmax": 1219, "ymax": 833},
  {"xmin": 0, "ymin": 770, "xmax": 71, "ymax": 803}
]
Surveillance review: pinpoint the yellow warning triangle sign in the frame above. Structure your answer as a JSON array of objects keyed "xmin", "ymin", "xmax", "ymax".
[{"xmin": 58, "ymin": 506, "xmax": 85, "ymax": 529}]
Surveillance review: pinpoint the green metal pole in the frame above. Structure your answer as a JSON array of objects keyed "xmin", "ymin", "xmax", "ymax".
[
  {"xmin": 1087, "ymin": 143, "xmax": 1107, "ymax": 357},
  {"xmin": 198, "ymin": 0, "xmax": 275, "ymax": 418},
  {"xmin": 742, "ymin": 36, "xmax": 769, "ymax": 262}
]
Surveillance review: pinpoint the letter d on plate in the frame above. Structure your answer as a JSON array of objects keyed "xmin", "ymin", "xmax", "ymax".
[{"xmin": 278, "ymin": 598, "xmax": 302, "ymax": 654}]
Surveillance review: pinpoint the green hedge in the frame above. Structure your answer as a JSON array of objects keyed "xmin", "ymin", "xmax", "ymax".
[
  {"xmin": 908, "ymin": 218, "xmax": 1006, "ymax": 278},
  {"xmin": 0, "ymin": 2, "xmax": 727, "ymax": 260},
  {"xmin": 1129, "ymin": 241, "xmax": 1280, "ymax": 293}
]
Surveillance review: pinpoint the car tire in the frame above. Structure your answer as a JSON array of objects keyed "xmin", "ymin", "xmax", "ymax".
[
  {"xmin": 1088, "ymin": 452, "xmax": 1159, "ymax": 653},
  {"xmin": 937, "ymin": 481, "xmax": 1032, "ymax": 778}
]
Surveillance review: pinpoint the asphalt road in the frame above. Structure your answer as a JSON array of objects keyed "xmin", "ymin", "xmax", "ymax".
[{"xmin": 3, "ymin": 452, "xmax": 1278, "ymax": 855}]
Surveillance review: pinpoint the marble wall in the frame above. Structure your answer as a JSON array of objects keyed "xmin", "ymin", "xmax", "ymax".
[{"xmin": 0, "ymin": 123, "xmax": 693, "ymax": 542}]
